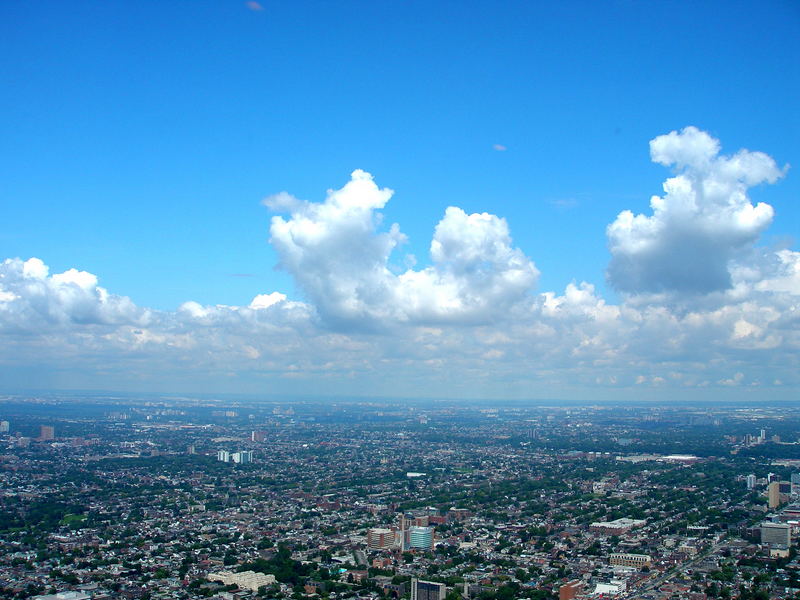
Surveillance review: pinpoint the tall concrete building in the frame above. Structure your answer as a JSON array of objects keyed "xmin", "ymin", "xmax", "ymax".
[
  {"xmin": 791, "ymin": 473, "xmax": 800, "ymax": 495},
  {"xmin": 217, "ymin": 450, "xmax": 230, "ymax": 463},
  {"xmin": 408, "ymin": 526, "xmax": 434, "ymax": 550},
  {"xmin": 761, "ymin": 522, "xmax": 791, "ymax": 547},
  {"xmin": 399, "ymin": 513, "xmax": 429, "ymax": 530},
  {"xmin": 0, "ymin": 420, "xmax": 9, "ymax": 433},
  {"xmin": 768, "ymin": 481, "xmax": 781, "ymax": 508},
  {"xmin": 410, "ymin": 579, "xmax": 445, "ymax": 600},
  {"xmin": 367, "ymin": 528, "xmax": 397, "ymax": 550},
  {"xmin": 232, "ymin": 450, "xmax": 253, "ymax": 464},
  {"xmin": 768, "ymin": 481, "xmax": 790, "ymax": 508},
  {"xmin": 39, "ymin": 425, "xmax": 54, "ymax": 441},
  {"xmin": 746, "ymin": 474, "xmax": 756, "ymax": 490},
  {"xmin": 251, "ymin": 431, "xmax": 266, "ymax": 442}
]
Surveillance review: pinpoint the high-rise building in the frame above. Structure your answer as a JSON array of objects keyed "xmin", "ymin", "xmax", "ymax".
[
  {"xmin": 367, "ymin": 528, "xmax": 397, "ymax": 550},
  {"xmin": 767, "ymin": 481, "xmax": 790, "ymax": 508},
  {"xmin": 0, "ymin": 420, "xmax": 9, "ymax": 433},
  {"xmin": 251, "ymin": 431, "xmax": 266, "ymax": 442},
  {"xmin": 399, "ymin": 513, "xmax": 429, "ymax": 530},
  {"xmin": 410, "ymin": 579, "xmax": 445, "ymax": 600},
  {"xmin": 232, "ymin": 450, "xmax": 253, "ymax": 464},
  {"xmin": 791, "ymin": 473, "xmax": 800, "ymax": 495},
  {"xmin": 217, "ymin": 450, "xmax": 230, "ymax": 463},
  {"xmin": 39, "ymin": 425, "xmax": 54, "ymax": 441},
  {"xmin": 408, "ymin": 526, "xmax": 434, "ymax": 550},
  {"xmin": 746, "ymin": 474, "xmax": 756, "ymax": 490},
  {"xmin": 761, "ymin": 522, "xmax": 791, "ymax": 547}
]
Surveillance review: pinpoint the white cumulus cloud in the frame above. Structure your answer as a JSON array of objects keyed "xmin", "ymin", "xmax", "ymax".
[
  {"xmin": 266, "ymin": 169, "xmax": 539, "ymax": 327},
  {"xmin": 607, "ymin": 126, "xmax": 786, "ymax": 295},
  {"xmin": 0, "ymin": 257, "xmax": 148, "ymax": 332}
]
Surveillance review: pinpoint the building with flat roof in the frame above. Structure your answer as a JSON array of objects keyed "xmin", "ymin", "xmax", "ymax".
[
  {"xmin": 32, "ymin": 593, "xmax": 90, "ymax": 600},
  {"xmin": 407, "ymin": 526, "xmax": 434, "ymax": 550},
  {"xmin": 410, "ymin": 579, "xmax": 446, "ymax": 600},
  {"xmin": 367, "ymin": 527, "xmax": 397, "ymax": 550},
  {"xmin": 761, "ymin": 522, "xmax": 791, "ymax": 547},
  {"xmin": 590, "ymin": 518, "xmax": 646, "ymax": 535},
  {"xmin": 208, "ymin": 570, "xmax": 276, "ymax": 592},
  {"xmin": 609, "ymin": 553, "xmax": 651, "ymax": 568},
  {"xmin": 232, "ymin": 450, "xmax": 253, "ymax": 464},
  {"xmin": 769, "ymin": 481, "xmax": 790, "ymax": 508}
]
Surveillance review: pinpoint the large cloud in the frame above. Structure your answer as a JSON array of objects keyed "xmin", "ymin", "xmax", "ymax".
[
  {"xmin": 0, "ymin": 257, "xmax": 149, "ymax": 333},
  {"xmin": 266, "ymin": 170, "xmax": 539, "ymax": 327},
  {"xmin": 607, "ymin": 126, "xmax": 786, "ymax": 295}
]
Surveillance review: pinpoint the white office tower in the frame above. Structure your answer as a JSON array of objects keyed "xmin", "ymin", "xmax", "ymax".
[
  {"xmin": 746, "ymin": 474, "xmax": 756, "ymax": 490},
  {"xmin": 232, "ymin": 450, "xmax": 253, "ymax": 464},
  {"xmin": 0, "ymin": 421, "xmax": 9, "ymax": 433},
  {"xmin": 217, "ymin": 450, "xmax": 230, "ymax": 462}
]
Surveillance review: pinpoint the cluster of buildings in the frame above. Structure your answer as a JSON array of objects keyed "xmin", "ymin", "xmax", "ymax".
[
  {"xmin": 367, "ymin": 515, "xmax": 437, "ymax": 552},
  {"xmin": 1, "ymin": 400, "xmax": 800, "ymax": 600},
  {"xmin": 216, "ymin": 450, "xmax": 254, "ymax": 464}
]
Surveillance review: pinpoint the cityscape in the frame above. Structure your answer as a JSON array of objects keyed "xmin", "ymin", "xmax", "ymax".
[
  {"xmin": 1, "ymin": 3, "xmax": 798, "ymax": 600},
  {"xmin": 2, "ymin": 395, "xmax": 800, "ymax": 600}
]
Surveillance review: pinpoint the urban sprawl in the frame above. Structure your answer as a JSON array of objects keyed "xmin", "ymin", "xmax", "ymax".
[{"xmin": 1, "ymin": 396, "xmax": 799, "ymax": 600}]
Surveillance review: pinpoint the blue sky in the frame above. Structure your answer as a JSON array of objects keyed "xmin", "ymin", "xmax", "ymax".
[{"xmin": 0, "ymin": 1, "xmax": 798, "ymax": 400}]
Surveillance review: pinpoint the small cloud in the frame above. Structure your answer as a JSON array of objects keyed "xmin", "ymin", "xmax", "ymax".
[
  {"xmin": 246, "ymin": 1, "xmax": 264, "ymax": 11},
  {"xmin": 719, "ymin": 372, "xmax": 744, "ymax": 387},
  {"xmin": 492, "ymin": 144, "xmax": 507, "ymax": 152},
  {"xmin": 549, "ymin": 198, "xmax": 578, "ymax": 210},
  {"xmin": 250, "ymin": 292, "xmax": 286, "ymax": 310}
]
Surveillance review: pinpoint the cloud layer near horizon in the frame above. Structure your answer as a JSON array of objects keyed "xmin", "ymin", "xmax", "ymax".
[{"xmin": 1, "ymin": 128, "xmax": 798, "ymax": 397}]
